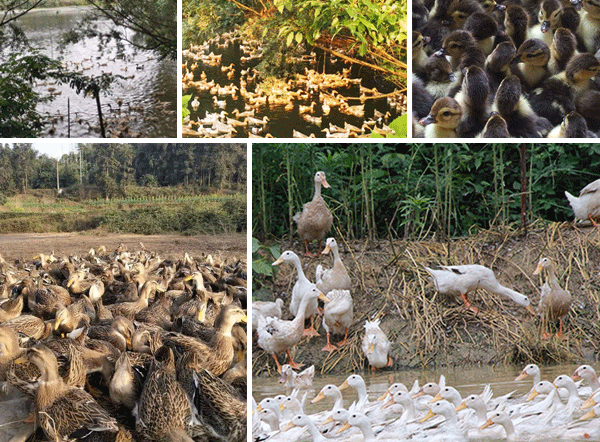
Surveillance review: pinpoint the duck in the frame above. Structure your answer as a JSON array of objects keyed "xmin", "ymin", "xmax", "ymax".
[
  {"xmin": 320, "ymin": 290, "xmax": 353, "ymax": 352},
  {"xmin": 278, "ymin": 364, "xmax": 315, "ymax": 390},
  {"xmin": 413, "ymin": 32, "xmax": 431, "ymax": 79},
  {"xmin": 513, "ymin": 39, "xmax": 551, "ymax": 92},
  {"xmin": 549, "ymin": 28, "xmax": 578, "ymax": 75},
  {"xmin": 527, "ymin": 0, "xmax": 571, "ymax": 46},
  {"xmin": 572, "ymin": 364, "xmax": 600, "ymax": 391},
  {"xmin": 504, "ymin": 5, "xmax": 529, "ymax": 50},
  {"xmin": 135, "ymin": 346, "xmax": 193, "ymax": 442},
  {"xmin": 315, "ymin": 237, "xmax": 351, "ymax": 295},
  {"xmin": 0, "ymin": 294, "xmax": 23, "ymax": 322},
  {"xmin": 480, "ymin": 113, "xmax": 509, "ymax": 137},
  {"xmin": 21, "ymin": 277, "xmax": 72, "ymax": 319},
  {"xmin": 492, "ymin": 75, "xmax": 552, "ymax": 137},
  {"xmin": 257, "ymin": 287, "xmax": 326, "ymax": 371},
  {"xmin": 565, "ymin": 178, "xmax": 600, "ymax": 226},
  {"xmin": 361, "ymin": 318, "xmax": 392, "ymax": 371},
  {"xmin": 424, "ymin": 55, "xmax": 458, "ymax": 100},
  {"xmin": 163, "ymin": 304, "xmax": 246, "ymax": 376},
  {"xmin": 252, "ymin": 298, "xmax": 284, "ymax": 331},
  {"xmin": 424, "ymin": 264, "xmax": 535, "ymax": 314},
  {"xmin": 530, "ymin": 53, "xmax": 600, "ymax": 126},
  {"xmin": 454, "ymin": 65, "xmax": 490, "ymax": 137},
  {"xmin": 14, "ymin": 345, "xmax": 118, "ymax": 440},
  {"xmin": 484, "ymin": 41, "xmax": 516, "ymax": 96},
  {"xmin": 464, "ymin": 12, "xmax": 498, "ymax": 56},
  {"xmin": 293, "ymin": 171, "xmax": 333, "ymax": 257},
  {"xmin": 435, "ymin": 30, "xmax": 485, "ymax": 72},
  {"xmin": 419, "ymin": 97, "xmax": 463, "ymax": 138},
  {"xmin": 419, "ymin": 400, "xmax": 468, "ymax": 441},
  {"xmin": 283, "ymin": 414, "xmax": 329, "ymax": 442},
  {"xmin": 576, "ymin": 89, "xmax": 600, "ymax": 130},
  {"xmin": 272, "ymin": 250, "xmax": 320, "ymax": 337},
  {"xmin": 547, "ymin": 110, "xmax": 597, "ymax": 137},
  {"xmin": 578, "ymin": 0, "xmax": 600, "ymax": 54}
]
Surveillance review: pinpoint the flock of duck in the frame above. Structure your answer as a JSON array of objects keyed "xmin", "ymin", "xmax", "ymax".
[
  {"xmin": 413, "ymin": 0, "xmax": 600, "ymax": 137},
  {"xmin": 182, "ymin": 32, "xmax": 403, "ymax": 138},
  {"xmin": 253, "ymin": 363, "xmax": 600, "ymax": 441},
  {"xmin": 0, "ymin": 244, "xmax": 247, "ymax": 442}
]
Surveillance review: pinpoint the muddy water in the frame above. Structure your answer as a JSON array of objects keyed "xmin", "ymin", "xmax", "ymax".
[
  {"xmin": 12, "ymin": 7, "xmax": 176, "ymax": 138},
  {"xmin": 253, "ymin": 364, "xmax": 598, "ymax": 441}
]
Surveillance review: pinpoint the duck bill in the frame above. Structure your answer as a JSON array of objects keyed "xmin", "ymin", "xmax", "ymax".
[
  {"xmin": 525, "ymin": 304, "xmax": 536, "ymax": 315},
  {"xmin": 572, "ymin": 371, "xmax": 581, "ymax": 381},
  {"xmin": 494, "ymin": 3, "xmax": 506, "ymax": 11},
  {"xmin": 455, "ymin": 402, "xmax": 468, "ymax": 412},
  {"xmin": 515, "ymin": 371, "xmax": 528, "ymax": 381},
  {"xmin": 321, "ymin": 177, "xmax": 331, "ymax": 189},
  {"xmin": 368, "ymin": 343, "xmax": 375, "ymax": 353},
  {"xmin": 321, "ymin": 243, "xmax": 332, "ymax": 255},
  {"xmin": 526, "ymin": 389, "xmax": 539, "ymax": 402},
  {"xmin": 412, "ymin": 390, "xmax": 425, "ymax": 399},
  {"xmin": 580, "ymin": 409, "xmax": 598, "ymax": 420},
  {"xmin": 278, "ymin": 372, "xmax": 287, "ymax": 384},
  {"xmin": 434, "ymin": 48, "xmax": 446, "ymax": 57},
  {"xmin": 419, "ymin": 114, "xmax": 436, "ymax": 126},
  {"xmin": 196, "ymin": 306, "xmax": 206, "ymax": 322},
  {"xmin": 377, "ymin": 390, "xmax": 389, "ymax": 401},
  {"xmin": 12, "ymin": 356, "xmax": 28, "ymax": 365},
  {"xmin": 318, "ymin": 294, "xmax": 331, "ymax": 303},
  {"xmin": 54, "ymin": 318, "xmax": 62, "ymax": 330},
  {"xmin": 240, "ymin": 315, "xmax": 247, "ymax": 324},
  {"xmin": 480, "ymin": 418, "xmax": 494, "ymax": 430},
  {"xmin": 282, "ymin": 421, "xmax": 296, "ymax": 432},
  {"xmin": 338, "ymin": 380, "xmax": 350, "ymax": 391},
  {"xmin": 272, "ymin": 257, "xmax": 284, "ymax": 266},
  {"xmin": 336, "ymin": 422, "xmax": 352, "ymax": 434},
  {"xmin": 581, "ymin": 396, "xmax": 597, "ymax": 409},
  {"xmin": 571, "ymin": 0, "xmax": 582, "ymax": 10},
  {"xmin": 382, "ymin": 397, "xmax": 395, "ymax": 409},
  {"xmin": 279, "ymin": 404, "xmax": 285, "ymax": 412},
  {"xmin": 533, "ymin": 263, "xmax": 543, "ymax": 275},
  {"xmin": 429, "ymin": 392, "xmax": 443, "ymax": 404},
  {"xmin": 311, "ymin": 391, "xmax": 326, "ymax": 403},
  {"xmin": 540, "ymin": 21, "xmax": 550, "ymax": 32},
  {"xmin": 184, "ymin": 274, "xmax": 194, "ymax": 281},
  {"xmin": 320, "ymin": 415, "xmax": 334, "ymax": 425},
  {"xmin": 256, "ymin": 405, "xmax": 263, "ymax": 412},
  {"xmin": 420, "ymin": 409, "xmax": 436, "ymax": 423}
]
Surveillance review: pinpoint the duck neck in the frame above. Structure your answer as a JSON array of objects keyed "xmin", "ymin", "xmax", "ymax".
[
  {"xmin": 500, "ymin": 417, "xmax": 515, "ymax": 438},
  {"xmin": 306, "ymin": 420, "xmax": 326, "ymax": 442},
  {"xmin": 354, "ymin": 381, "xmax": 368, "ymax": 403},
  {"xmin": 291, "ymin": 255, "xmax": 309, "ymax": 284},
  {"xmin": 295, "ymin": 293, "xmax": 315, "ymax": 321},
  {"xmin": 356, "ymin": 418, "xmax": 376, "ymax": 441},
  {"xmin": 331, "ymin": 391, "xmax": 344, "ymax": 412},
  {"xmin": 313, "ymin": 180, "xmax": 322, "ymax": 200},
  {"xmin": 36, "ymin": 363, "xmax": 67, "ymax": 410}
]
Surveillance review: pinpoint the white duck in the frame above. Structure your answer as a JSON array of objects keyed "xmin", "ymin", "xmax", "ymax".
[
  {"xmin": 565, "ymin": 178, "xmax": 600, "ymax": 226},
  {"xmin": 257, "ymin": 287, "xmax": 326, "ymax": 371},
  {"xmin": 572, "ymin": 364, "xmax": 600, "ymax": 393},
  {"xmin": 283, "ymin": 414, "xmax": 328, "ymax": 442},
  {"xmin": 361, "ymin": 318, "xmax": 392, "ymax": 371},
  {"xmin": 424, "ymin": 264, "xmax": 535, "ymax": 314},
  {"xmin": 321, "ymin": 289, "xmax": 353, "ymax": 352},
  {"xmin": 278, "ymin": 364, "xmax": 315, "ymax": 390},
  {"xmin": 272, "ymin": 250, "xmax": 320, "ymax": 337},
  {"xmin": 252, "ymin": 298, "xmax": 284, "ymax": 331},
  {"xmin": 315, "ymin": 237, "xmax": 351, "ymax": 295}
]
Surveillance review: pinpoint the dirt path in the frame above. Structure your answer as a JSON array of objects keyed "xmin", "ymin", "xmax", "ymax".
[{"xmin": 0, "ymin": 232, "xmax": 247, "ymax": 263}]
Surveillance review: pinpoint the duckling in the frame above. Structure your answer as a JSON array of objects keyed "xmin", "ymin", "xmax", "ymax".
[
  {"xmin": 549, "ymin": 28, "xmax": 578, "ymax": 74},
  {"xmin": 454, "ymin": 65, "xmax": 490, "ymax": 137},
  {"xmin": 191, "ymin": 96, "xmax": 200, "ymax": 111},
  {"xmin": 413, "ymin": 77, "xmax": 436, "ymax": 120},
  {"xmin": 547, "ymin": 110, "xmax": 597, "ymax": 136},
  {"xmin": 576, "ymin": 89, "xmax": 600, "ymax": 130},
  {"xmin": 527, "ymin": 0, "xmax": 566, "ymax": 45},
  {"xmin": 435, "ymin": 30, "xmax": 486, "ymax": 71},
  {"xmin": 413, "ymin": 31, "xmax": 431, "ymax": 79},
  {"xmin": 513, "ymin": 39, "xmax": 551, "ymax": 91},
  {"xmin": 478, "ymin": 0, "xmax": 506, "ymax": 14},
  {"xmin": 493, "ymin": 75, "xmax": 553, "ymax": 137},
  {"xmin": 577, "ymin": 0, "xmax": 600, "ymax": 54},
  {"xmin": 424, "ymin": 55, "xmax": 458, "ymax": 100},
  {"xmin": 530, "ymin": 53, "xmax": 600, "ymax": 125},
  {"xmin": 419, "ymin": 96, "xmax": 463, "ymax": 137},
  {"xmin": 464, "ymin": 12, "xmax": 499, "ymax": 55},
  {"xmin": 485, "ymin": 41, "xmax": 517, "ymax": 95},
  {"xmin": 446, "ymin": 0, "xmax": 485, "ymax": 31},
  {"xmin": 480, "ymin": 113, "xmax": 510, "ymax": 137},
  {"xmin": 504, "ymin": 5, "xmax": 529, "ymax": 50}
]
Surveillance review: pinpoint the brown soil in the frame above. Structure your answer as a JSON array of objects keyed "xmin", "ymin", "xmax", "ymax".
[
  {"xmin": 0, "ymin": 232, "xmax": 247, "ymax": 263},
  {"xmin": 252, "ymin": 222, "xmax": 600, "ymax": 377}
]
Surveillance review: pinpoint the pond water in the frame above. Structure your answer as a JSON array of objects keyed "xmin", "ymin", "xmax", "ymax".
[
  {"xmin": 10, "ymin": 7, "xmax": 176, "ymax": 138},
  {"xmin": 253, "ymin": 364, "xmax": 600, "ymax": 441},
  {"xmin": 182, "ymin": 34, "xmax": 406, "ymax": 138}
]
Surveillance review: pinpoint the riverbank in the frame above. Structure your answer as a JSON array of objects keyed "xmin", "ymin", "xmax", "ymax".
[{"xmin": 252, "ymin": 222, "xmax": 600, "ymax": 376}]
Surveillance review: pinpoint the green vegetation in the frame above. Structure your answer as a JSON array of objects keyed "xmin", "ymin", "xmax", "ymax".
[
  {"xmin": 252, "ymin": 144, "xmax": 600, "ymax": 242},
  {"xmin": 0, "ymin": 143, "xmax": 246, "ymax": 235}
]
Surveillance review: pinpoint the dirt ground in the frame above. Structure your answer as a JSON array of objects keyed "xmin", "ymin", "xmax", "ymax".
[
  {"xmin": 0, "ymin": 232, "xmax": 247, "ymax": 263},
  {"xmin": 253, "ymin": 223, "xmax": 600, "ymax": 377}
]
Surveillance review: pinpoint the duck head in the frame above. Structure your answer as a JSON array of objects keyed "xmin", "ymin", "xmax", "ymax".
[{"xmin": 419, "ymin": 97, "xmax": 463, "ymax": 128}]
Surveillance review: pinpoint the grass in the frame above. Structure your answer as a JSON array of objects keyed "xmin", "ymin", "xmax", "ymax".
[{"xmin": 0, "ymin": 193, "xmax": 246, "ymax": 235}]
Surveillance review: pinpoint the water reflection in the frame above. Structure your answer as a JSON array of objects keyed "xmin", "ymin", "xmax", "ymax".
[{"xmin": 11, "ymin": 7, "xmax": 176, "ymax": 138}]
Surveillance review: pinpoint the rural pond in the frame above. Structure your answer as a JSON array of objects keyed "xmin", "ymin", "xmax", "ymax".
[
  {"xmin": 11, "ymin": 6, "xmax": 177, "ymax": 138},
  {"xmin": 253, "ymin": 363, "xmax": 600, "ymax": 441}
]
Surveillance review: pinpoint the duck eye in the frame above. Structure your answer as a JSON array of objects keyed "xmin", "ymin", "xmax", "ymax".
[{"xmin": 442, "ymin": 111, "xmax": 451, "ymax": 116}]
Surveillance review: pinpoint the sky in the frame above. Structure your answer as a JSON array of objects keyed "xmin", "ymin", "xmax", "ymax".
[{"xmin": 31, "ymin": 143, "xmax": 77, "ymax": 159}]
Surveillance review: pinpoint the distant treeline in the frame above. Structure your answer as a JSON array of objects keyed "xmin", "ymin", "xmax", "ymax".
[{"xmin": 0, "ymin": 143, "xmax": 246, "ymax": 199}]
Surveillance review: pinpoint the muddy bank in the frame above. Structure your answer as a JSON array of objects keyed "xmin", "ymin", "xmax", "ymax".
[{"xmin": 252, "ymin": 223, "xmax": 600, "ymax": 377}]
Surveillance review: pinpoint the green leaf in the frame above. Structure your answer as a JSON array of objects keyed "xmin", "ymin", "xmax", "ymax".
[
  {"xmin": 182, "ymin": 94, "xmax": 191, "ymax": 118},
  {"xmin": 252, "ymin": 237, "xmax": 260, "ymax": 253},
  {"xmin": 295, "ymin": 31, "xmax": 303, "ymax": 43},
  {"xmin": 389, "ymin": 115, "xmax": 407, "ymax": 138},
  {"xmin": 253, "ymin": 259, "xmax": 274, "ymax": 277},
  {"xmin": 286, "ymin": 31, "xmax": 295, "ymax": 46},
  {"xmin": 268, "ymin": 244, "xmax": 282, "ymax": 260}
]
